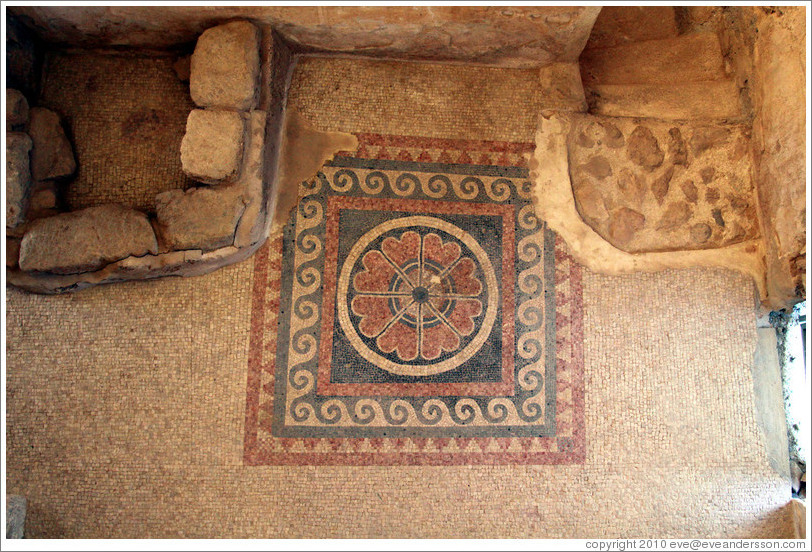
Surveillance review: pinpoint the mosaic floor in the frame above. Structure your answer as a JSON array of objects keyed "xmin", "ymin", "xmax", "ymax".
[
  {"xmin": 39, "ymin": 50, "xmax": 195, "ymax": 213},
  {"xmin": 4, "ymin": 55, "xmax": 794, "ymax": 538},
  {"xmin": 245, "ymin": 134, "xmax": 584, "ymax": 465}
]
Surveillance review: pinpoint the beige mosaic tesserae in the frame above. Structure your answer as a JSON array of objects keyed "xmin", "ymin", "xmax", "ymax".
[{"xmin": 5, "ymin": 5, "xmax": 806, "ymax": 540}]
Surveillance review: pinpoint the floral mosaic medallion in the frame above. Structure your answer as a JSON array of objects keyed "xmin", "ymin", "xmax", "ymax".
[{"xmin": 244, "ymin": 134, "xmax": 584, "ymax": 465}]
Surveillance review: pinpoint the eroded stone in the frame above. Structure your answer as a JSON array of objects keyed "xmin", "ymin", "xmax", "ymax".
[
  {"xmin": 28, "ymin": 107, "xmax": 76, "ymax": 181},
  {"xmin": 700, "ymin": 166, "xmax": 715, "ymax": 184},
  {"xmin": 602, "ymin": 122, "xmax": 625, "ymax": 148},
  {"xmin": 566, "ymin": 113, "xmax": 760, "ymax": 254},
  {"xmin": 573, "ymin": 180, "xmax": 609, "ymax": 222},
  {"xmin": 18, "ymin": 204, "xmax": 158, "ymax": 274},
  {"xmin": 627, "ymin": 126, "xmax": 664, "ymax": 169},
  {"xmin": 689, "ymin": 222, "xmax": 712, "ymax": 244},
  {"xmin": 29, "ymin": 182, "xmax": 59, "ymax": 212},
  {"xmin": 680, "ymin": 180, "xmax": 698, "ymax": 203},
  {"xmin": 6, "ymin": 89, "xmax": 29, "ymax": 131},
  {"xmin": 6, "ymin": 132, "xmax": 33, "ymax": 228},
  {"xmin": 155, "ymin": 186, "xmax": 247, "ymax": 251},
  {"xmin": 667, "ymin": 127, "xmax": 688, "ymax": 165},
  {"xmin": 579, "ymin": 156, "xmax": 613, "ymax": 180},
  {"xmin": 608, "ymin": 207, "xmax": 646, "ymax": 245},
  {"xmin": 657, "ymin": 201, "xmax": 692, "ymax": 231},
  {"xmin": 180, "ymin": 109, "xmax": 245, "ymax": 184},
  {"xmin": 190, "ymin": 21, "xmax": 260, "ymax": 110},
  {"xmin": 712, "ymin": 208, "xmax": 725, "ymax": 227},
  {"xmin": 651, "ymin": 166, "xmax": 674, "ymax": 204},
  {"xmin": 690, "ymin": 126, "xmax": 730, "ymax": 157},
  {"xmin": 616, "ymin": 167, "xmax": 647, "ymax": 208}
]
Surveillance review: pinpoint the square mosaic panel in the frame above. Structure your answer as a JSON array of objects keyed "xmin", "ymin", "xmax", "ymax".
[{"xmin": 244, "ymin": 135, "xmax": 584, "ymax": 465}]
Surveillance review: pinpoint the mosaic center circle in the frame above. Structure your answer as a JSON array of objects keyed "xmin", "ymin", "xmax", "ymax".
[{"xmin": 337, "ymin": 215, "xmax": 499, "ymax": 377}]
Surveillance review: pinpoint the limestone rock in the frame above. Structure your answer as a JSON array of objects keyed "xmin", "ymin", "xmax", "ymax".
[
  {"xmin": 616, "ymin": 168, "xmax": 647, "ymax": 208},
  {"xmin": 728, "ymin": 221, "xmax": 746, "ymax": 242},
  {"xmin": 581, "ymin": 33, "xmax": 727, "ymax": 87},
  {"xmin": 28, "ymin": 107, "xmax": 76, "ymax": 181},
  {"xmin": 190, "ymin": 21, "xmax": 260, "ymax": 110},
  {"xmin": 700, "ymin": 166, "xmax": 715, "ymax": 184},
  {"xmin": 749, "ymin": 7, "xmax": 807, "ymax": 306},
  {"xmin": 155, "ymin": 186, "xmax": 247, "ymax": 251},
  {"xmin": 627, "ymin": 126, "xmax": 663, "ymax": 169},
  {"xmin": 608, "ymin": 207, "xmax": 645, "ymax": 245},
  {"xmin": 667, "ymin": 127, "xmax": 688, "ymax": 165},
  {"xmin": 728, "ymin": 195, "xmax": 751, "ymax": 214},
  {"xmin": 689, "ymin": 223, "xmax": 712, "ymax": 244},
  {"xmin": 680, "ymin": 180, "xmax": 698, "ymax": 203},
  {"xmin": 9, "ymin": 7, "xmax": 600, "ymax": 67},
  {"xmin": 586, "ymin": 80, "xmax": 742, "ymax": 121},
  {"xmin": 181, "ymin": 109, "xmax": 245, "ymax": 184},
  {"xmin": 690, "ymin": 126, "xmax": 730, "ymax": 157},
  {"xmin": 579, "ymin": 156, "xmax": 612, "ymax": 180},
  {"xmin": 573, "ymin": 181, "xmax": 609, "ymax": 222},
  {"xmin": 6, "ymin": 89, "xmax": 29, "ymax": 131},
  {"xmin": 650, "ymin": 166, "xmax": 674, "ymax": 204},
  {"xmin": 19, "ymin": 204, "xmax": 158, "ymax": 274},
  {"xmin": 657, "ymin": 201, "xmax": 692, "ymax": 231},
  {"xmin": 711, "ymin": 208, "xmax": 725, "ymax": 227},
  {"xmin": 29, "ymin": 181, "xmax": 59, "ymax": 211},
  {"xmin": 6, "ymin": 132, "xmax": 32, "ymax": 228},
  {"xmin": 601, "ymin": 122, "xmax": 625, "ymax": 148},
  {"xmin": 538, "ymin": 62, "xmax": 587, "ymax": 112}
]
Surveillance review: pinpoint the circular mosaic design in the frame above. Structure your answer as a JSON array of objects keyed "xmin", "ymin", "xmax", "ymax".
[{"xmin": 337, "ymin": 215, "xmax": 498, "ymax": 376}]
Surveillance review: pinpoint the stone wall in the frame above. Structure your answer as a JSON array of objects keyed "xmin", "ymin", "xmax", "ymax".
[
  {"xmin": 568, "ymin": 115, "xmax": 759, "ymax": 253},
  {"xmin": 4, "ymin": 7, "xmax": 807, "ymax": 308},
  {"xmin": 9, "ymin": 6, "xmax": 600, "ymax": 68},
  {"xmin": 749, "ymin": 7, "xmax": 807, "ymax": 306},
  {"xmin": 6, "ymin": 21, "xmax": 275, "ymax": 293},
  {"xmin": 548, "ymin": 5, "xmax": 806, "ymax": 310},
  {"xmin": 669, "ymin": 5, "xmax": 807, "ymax": 308}
]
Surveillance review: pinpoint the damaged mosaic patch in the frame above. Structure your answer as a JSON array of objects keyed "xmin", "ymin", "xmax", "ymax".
[{"xmin": 244, "ymin": 135, "xmax": 584, "ymax": 465}]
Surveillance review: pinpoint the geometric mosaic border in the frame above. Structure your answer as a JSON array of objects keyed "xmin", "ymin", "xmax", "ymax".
[{"xmin": 244, "ymin": 134, "xmax": 584, "ymax": 465}]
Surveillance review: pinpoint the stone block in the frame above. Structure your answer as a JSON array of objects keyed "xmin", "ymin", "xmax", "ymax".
[
  {"xmin": 29, "ymin": 181, "xmax": 59, "ymax": 211},
  {"xmin": 155, "ymin": 186, "xmax": 247, "ymax": 252},
  {"xmin": 580, "ymin": 33, "xmax": 727, "ymax": 87},
  {"xmin": 5, "ymin": 495, "xmax": 26, "ymax": 539},
  {"xmin": 538, "ymin": 62, "xmax": 587, "ymax": 112},
  {"xmin": 586, "ymin": 80, "xmax": 742, "ymax": 121},
  {"xmin": 750, "ymin": 7, "xmax": 807, "ymax": 306},
  {"xmin": 19, "ymin": 204, "xmax": 158, "ymax": 274},
  {"xmin": 190, "ymin": 21, "xmax": 260, "ymax": 110},
  {"xmin": 584, "ymin": 6, "xmax": 678, "ymax": 49},
  {"xmin": 6, "ymin": 131, "xmax": 33, "ymax": 228},
  {"xmin": 6, "ymin": 88, "xmax": 29, "ymax": 131},
  {"xmin": 28, "ymin": 107, "xmax": 76, "ymax": 181},
  {"xmin": 180, "ymin": 109, "xmax": 245, "ymax": 184}
]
